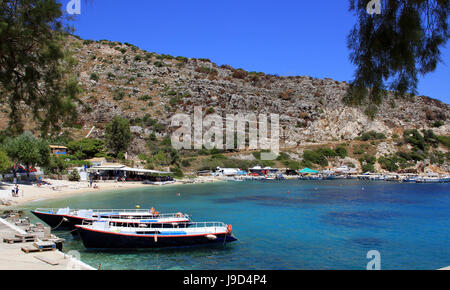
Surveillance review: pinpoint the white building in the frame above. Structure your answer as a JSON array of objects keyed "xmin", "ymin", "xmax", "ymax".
[
  {"xmin": 334, "ymin": 165, "xmax": 357, "ymax": 174},
  {"xmin": 86, "ymin": 157, "xmax": 107, "ymax": 167},
  {"xmin": 215, "ymin": 167, "xmax": 239, "ymax": 176}
]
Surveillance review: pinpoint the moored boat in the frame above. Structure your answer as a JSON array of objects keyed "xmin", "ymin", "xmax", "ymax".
[
  {"xmin": 417, "ymin": 177, "xmax": 442, "ymax": 183},
  {"xmin": 31, "ymin": 208, "xmax": 191, "ymax": 230},
  {"xmin": 75, "ymin": 221, "xmax": 237, "ymax": 249},
  {"xmin": 402, "ymin": 176, "xmax": 419, "ymax": 183}
]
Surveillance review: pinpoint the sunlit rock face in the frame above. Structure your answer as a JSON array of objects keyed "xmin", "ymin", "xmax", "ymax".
[{"xmin": 57, "ymin": 36, "xmax": 449, "ymax": 155}]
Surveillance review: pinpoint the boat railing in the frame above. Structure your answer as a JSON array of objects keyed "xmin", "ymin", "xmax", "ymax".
[
  {"xmin": 92, "ymin": 209, "xmax": 152, "ymax": 214},
  {"xmin": 34, "ymin": 208, "xmax": 189, "ymax": 219},
  {"xmin": 82, "ymin": 220, "xmax": 226, "ymax": 229},
  {"xmin": 92, "ymin": 209, "xmax": 190, "ymax": 217},
  {"xmin": 94, "ymin": 212, "xmax": 190, "ymax": 219},
  {"xmin": 35, "ymin": 208, "xmax": 152, "ymax": 214},
  {"xmin": 35, "ymin": 208, "xmax": 71, "ymax": 214},
  {"xmin": 181, "ymin": 222, "xmax": 226, "ymax": 228}
]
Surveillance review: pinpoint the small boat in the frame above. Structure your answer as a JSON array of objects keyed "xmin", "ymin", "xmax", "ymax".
[
  {"xmin": 417, "ymin": 177, "xmax": 442, "ymax": 183},
  {"xmin": 31, "ymin": 208, "xmax": 191, "ymax": 230},
  {"xmin": 402, "ymin": 177, "xmax": 419, "ymax": 183},
  {"xmin": 75, "ymin": 221, "xmax": 237, "ymax": 249}
]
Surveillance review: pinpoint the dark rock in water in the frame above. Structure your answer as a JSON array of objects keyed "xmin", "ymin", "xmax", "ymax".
[{"xmin": 350, "ymin": 237, "xmax": 383, "ymax": 248}]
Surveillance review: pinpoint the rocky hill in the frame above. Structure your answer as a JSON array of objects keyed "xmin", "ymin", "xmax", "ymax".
[
  {"xmin": 63, "ymin": 36, "xmax": 448, "ymax": 156},
  {"xmin": 3, "ymin": 35, "xmax": 448, "ymax": 173}
]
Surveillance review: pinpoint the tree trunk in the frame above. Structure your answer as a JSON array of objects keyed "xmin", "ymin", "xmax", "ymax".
[
  {"xmin": 12, "ymin": 163, "xmax": 18, "ymax": 184},
  {"xmin": 13, "ymin": 163, "xmax": 18, "ymax": 178},
  {"xmin": 26, "ymin": 163, "xmax": 30, "ymax": 181}
]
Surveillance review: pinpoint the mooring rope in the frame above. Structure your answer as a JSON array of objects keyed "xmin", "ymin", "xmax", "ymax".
[{"xmin": 51, "ymin": 217, "xmax": 68, "ymax": 230}]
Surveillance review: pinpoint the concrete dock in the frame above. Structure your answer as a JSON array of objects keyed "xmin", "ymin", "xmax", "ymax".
[{"xmin": 0, "ymin": 218, "xmax": 95, "ymax": 270}]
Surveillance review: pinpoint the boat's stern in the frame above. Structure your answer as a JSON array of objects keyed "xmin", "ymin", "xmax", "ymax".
[{"xmin": 225, "ymin": 234, "xmax": 238, "ymax": 243}]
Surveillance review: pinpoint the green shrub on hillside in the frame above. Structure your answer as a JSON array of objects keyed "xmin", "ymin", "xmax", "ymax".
[
  {"xmin": 378, "ymin": 155, "xmax": 399, "ymax": 172},
  {"xmin": 113, "ymin": 89, "xmax": 125, "ymax": 101},
  {"xmin": 361, "ymin": 163, "xmax": 375, "ymax": 173},
  {"xmin": 139, "ymin": 95, "xmax": 152, "ymax": 101},
  {"xmin": 335, "ymin": 146, "xmax": 348, "ymax": 158},
  {"xmin": 283, "ymin": 160, "xmax": 300, "ymax": 170},
  {"xmin": 357, "ymin": 131, "xmax": 386, "ymax": 141},
  {"xmin": 90, "ymin": 73, "xmax": 99, "ymax": 81},
  {"xmin": 315, "ymin": 148, "xmax": 337, "ymax": 158},
  {"xmin": 364, "ymin": 104, "xmax": 378, "ymax": 120},
  {"xmin": 276, "ymin": 152, "xmax": 290, "ymax": 161},
  {"xmin": 432, "ymin": 121, "xmax": 444, "ymax": 128},
  {"xmin": 422, "ymin": 130, "xmax": 439, "ymax": 147},
  {"xmin": 107, "ymin": 72, "xmax": 115, "ymax": 80},
  {"xmin": 170, "ymin": 167, "xmax": 184, "ymax": 178},
  {"xmin": 181, "ymin": 159, "xmax": 191, "ymax": 167},
  {"xmin": 437, "ymin": 135, "xmax": 450, "ymax": 149},
  {"xmin": 303, "ymin": 150, "xmax": 328, "ymax": 167},
  {"xmin": 430, "ymin": 151, "xmax": 445, "ymax": 165},
  {"xmin": 176, "ymin": 56, "xmax": 189, "ymax": 62},
  {"xmin": 403, "ymin": 129, "xmax": 425, "ymax": 150},
  {"xmin": 359, "ymin": 154, "xmax": 376, "ymax": 173},
  {"xmin": 301, "ymin": 146, "xmax": 348, "ymax": 168},
  {"xmin": 67, "ymin": 138, "xmax": 106, "ymax": 160},
  {"xmin": 211, "ymin": 154, "xmax": 227, "ymax": 160}
]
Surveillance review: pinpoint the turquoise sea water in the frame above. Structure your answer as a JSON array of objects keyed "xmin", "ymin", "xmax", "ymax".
[{"xmin": 21, "ymin": 180, "xmax": 449, "ymax": 270}]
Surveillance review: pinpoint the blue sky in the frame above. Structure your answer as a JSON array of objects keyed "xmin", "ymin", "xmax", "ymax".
[{"xmin": 67, "ymin": 0, "xmax": 449, "ymax": 104}]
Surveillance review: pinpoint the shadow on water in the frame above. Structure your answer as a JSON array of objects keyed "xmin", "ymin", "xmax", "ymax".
[
  {"xmin": 213, "ymin": 189, "xmax": 418, "ymax": 208},
  {"xmin": 210, "ymin": 180, "xmax": 429, "ymax": 209},
  {"xmin": 321, "ymin": 210, "xmax": 400, "ymax": 228},
  {"xmin": 80, "ymin": 243, "xmax": 237, "ymax": 255},
  {"xmin": 349, "ymin": 237, "xmax": 384, "ymax": 248}
]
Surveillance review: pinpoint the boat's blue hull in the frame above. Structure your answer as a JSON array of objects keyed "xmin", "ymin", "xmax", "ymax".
[{"xmin": 76, "ymin": 227, "xmax": 237, "ymax": 249}]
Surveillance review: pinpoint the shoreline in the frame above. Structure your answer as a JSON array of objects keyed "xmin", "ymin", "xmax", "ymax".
[
  {"xmin": 0, "ymin": 217, "xmax": 96, "ymax": 270},
  {"xmin": 0, "ymin": 177, "xmax": 224, "ymax": 209},
  {"xmin": 2, "ymin": 176, "xmax": 448, "ymax": 209}
]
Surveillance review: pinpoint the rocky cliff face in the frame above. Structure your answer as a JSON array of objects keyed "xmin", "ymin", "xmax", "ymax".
[{"xmin": 69, "ymin": 36, "xmax": 449, "ymax": 154}]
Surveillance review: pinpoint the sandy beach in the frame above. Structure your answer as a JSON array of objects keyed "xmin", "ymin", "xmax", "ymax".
[{"xmin": 0, "ymin": 176, "xmax": 223, "ymax": 208}]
